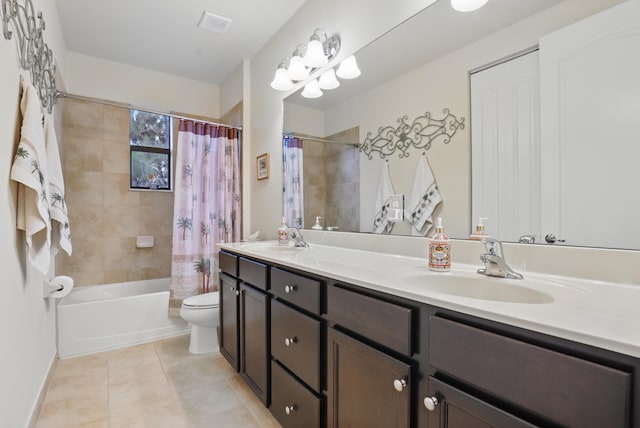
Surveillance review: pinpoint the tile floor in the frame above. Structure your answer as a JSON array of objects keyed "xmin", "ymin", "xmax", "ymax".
[{"xmin": 35, "ymin": 335, "xmax": 282, "ymax": 427}]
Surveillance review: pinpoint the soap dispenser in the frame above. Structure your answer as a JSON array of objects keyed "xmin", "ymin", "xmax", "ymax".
[
  {"xmin": 277, "ymin": 217, "xmax": 289, "ymax": 245},
  {"xmin": 469, "ymin": 217, "xmax": 489, "ymax": 240},
  {"xmin": 428, "ymin": 217, "xmax": 451, "ymax": 272},
  {"xmin": 312, "ymin": 217, "xmax": 323, "ymax": 230}
]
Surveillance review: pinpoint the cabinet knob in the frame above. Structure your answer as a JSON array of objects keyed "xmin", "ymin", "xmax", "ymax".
[
  {"xmin": 284, "ymin": 404, "xmax": 296, "ymax": 415},
  {"xmin": 284, "ymin": 337, "xmax": 297, "ymax": 346},
  {"xmin": 284, "ymin": 284, "xmax": 297, "ymax": 293},
  {"xmin": 423, "ymin": 396, "xmax": 439, "ymax": 411},
  {"xmin": 393, "ymin": 378, "xmax": 407, "ymax": 392}
]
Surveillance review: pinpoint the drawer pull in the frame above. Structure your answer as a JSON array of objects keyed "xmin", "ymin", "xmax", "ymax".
[
  {"xmin": 284, "ymin": 336, "xmax": 298, "ymax": 346},
  {"xmin": 423, "ymin": 396, "xmax": 439, "ymax": 411},
  {"xmin": 284, "ymin": 284, "xmax": 297, "ymax": 293},
  {"xmin": 230, "ymin": 286, "xmax": 240, "ymax": 296},
  {"xmin": 285, "ymin": 404, "xmax": 297, "ymax": 415},
  {"xmin": 393, "ymin": 378, "xmax": 407, "ymax": 392}
]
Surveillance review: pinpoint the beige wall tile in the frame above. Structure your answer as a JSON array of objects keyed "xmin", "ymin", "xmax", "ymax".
[{"xmin": 103, "ymin": 105, "xmax": 129, "ymax": 142}]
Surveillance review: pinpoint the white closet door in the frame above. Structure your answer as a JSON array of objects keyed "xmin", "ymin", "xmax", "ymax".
[
  {"xmin": 471, "ymin": 51, "xmax": 540, "ymax": 243},
  {"xmin": 539, "ymin": 0, "xmax": 640, "ymax": 249}
]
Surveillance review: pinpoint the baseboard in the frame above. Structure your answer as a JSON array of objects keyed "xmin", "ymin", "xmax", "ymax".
[{"xmin": 26, "ymin": 351, "xmax": 57, "ymax": 428}]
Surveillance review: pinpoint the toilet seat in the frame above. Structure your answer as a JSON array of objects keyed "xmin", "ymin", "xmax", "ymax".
[{"xmin": 182, "ymin": 292, "xmax": 219, "ymax": 309}]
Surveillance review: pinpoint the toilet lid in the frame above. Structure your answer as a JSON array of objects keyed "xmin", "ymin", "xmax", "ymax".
[{"xmin": 182, "ymin": 292, "xmax": 219, "ymax": 308}]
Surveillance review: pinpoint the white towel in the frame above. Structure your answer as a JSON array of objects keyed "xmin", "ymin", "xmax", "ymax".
[
  {"xmin": 10, "ymin": 79, "xmax": 51, "ymax": 274},
  {"xmin": 372, "ymin": 161, "xmax": 395, "ymax": 234},
  {"xmin": 45, "ymin": 115, "xmax": 72, "ymax": 256},
  {"xmin": 406, "ymin": 155, "xmax": 442, "ymax": 236}
]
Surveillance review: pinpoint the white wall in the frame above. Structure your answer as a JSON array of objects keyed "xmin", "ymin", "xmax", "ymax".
[
  {"xmin": 0, "ymin": 1, "xmax": 66, "ymax": 426},
  {"xmin": 63, "ymin": 52, "xmax": 221, "ymax": 118},
  {"xmin": 221, "ymin": 62, "xmax": 244, "ymax": 116},
  {"xmin": 283, "ymin": 102, "xmax": 325, "ymax": 137},
  {"xmin": 248, "ymin": 0, "xmax": 435, "ymax": 239}
]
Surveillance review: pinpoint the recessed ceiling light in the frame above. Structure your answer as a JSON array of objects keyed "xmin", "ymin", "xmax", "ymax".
[
  {"xmin": 451, "ymin": 0, "xmax": 490, "ymax": 12},
  {"xmin": 197, "ymin": 11, "xmax": 232, "ymax": 33}
]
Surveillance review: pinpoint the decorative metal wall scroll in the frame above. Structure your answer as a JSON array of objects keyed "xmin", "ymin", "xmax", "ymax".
[
  {"xmin": 360, "ymin": 108, "xmax": 465, "ymax": 160},
  {"xmin": 1, "ymin": 0, "xmax": 58, "ymax": 113}
]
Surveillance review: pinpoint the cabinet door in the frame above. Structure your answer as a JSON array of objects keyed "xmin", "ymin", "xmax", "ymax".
[
  {"xmin": 219, "ymin": 273, "xmax": 239, "ymax": 371},
  {"xmin": 423, "ymin": 377, "xmax": 536, "ymax": 428},
  {"xmin": 240, "ymin": 283, "xmax": 269, "ymax": 405},
  {"xmin": 327, "ymin": 328, "xmax": 411, "ymax": 428}
]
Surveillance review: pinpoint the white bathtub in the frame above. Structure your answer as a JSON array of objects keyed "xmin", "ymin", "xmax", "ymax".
[{"xmin": 57, "ymin": 278, "xmax": 190, "ymax": 358}]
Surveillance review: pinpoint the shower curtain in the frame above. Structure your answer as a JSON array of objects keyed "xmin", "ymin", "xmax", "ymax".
[
  {"xmin": 170, "ymin": 120, "xmax": 241, "ymax": 308},
  {"xmin": 282, "ymin": 136, "xmax": 304, "ymax": 228}
]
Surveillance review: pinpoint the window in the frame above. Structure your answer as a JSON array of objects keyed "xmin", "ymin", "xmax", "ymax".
[{"xmin": 129, "ymin": 109, "xmax": 172, "ymax": 190}]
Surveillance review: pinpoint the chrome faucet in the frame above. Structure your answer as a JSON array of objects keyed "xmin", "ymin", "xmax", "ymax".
[
  {"xmin": 288, "ymin": 228, "xmax": 310, "ymax": 247},
  {"xmin": 477, "ymin": 238, "xmax": 523, "ymax": 279}
]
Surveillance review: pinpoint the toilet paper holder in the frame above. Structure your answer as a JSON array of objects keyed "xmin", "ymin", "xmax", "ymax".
[{"xmin": 43, "ymin": 275, "xmax": 74, "ymax": 299}]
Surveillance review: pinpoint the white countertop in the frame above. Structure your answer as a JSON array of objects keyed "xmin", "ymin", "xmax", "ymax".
[{"xmin": 218, "ymin": 240, "xmax": 640, "ymax": 358}]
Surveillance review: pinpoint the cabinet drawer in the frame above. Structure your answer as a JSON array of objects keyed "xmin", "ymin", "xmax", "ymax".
[
  {"xmin": 271, "ymin": 361, "xmax": 321, "ymax": 428},
  {"xmin": 327, "ymin": 285, "xmax": 413, "ymax": 356},
  {"xmin": 271, "ymin": 268, "xmax": 322, "ymax": 314},
  {"xmin": 271, "ymin": 299, "xmax": 322, "ymax": 392},
  {"xmin": 219, "ymin": 251, "xmax": 238, "ymax": 277},
  {"xmin": 429, "ymin": 316, "xmax": 631, "ymax": 428},
  {"xmin": 239, "ymin": 257, "xmax": 268, "ymax": 290}
]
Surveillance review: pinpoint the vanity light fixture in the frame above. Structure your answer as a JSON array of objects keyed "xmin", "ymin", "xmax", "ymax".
[
  {"xmin": 287, "ymin": 46, "xmax": 310, "ymax": 81},
  {"xmin": 317, "ymin": 68, "xmax": 340, "ymax": 90},
  {"xmin": 336, "ymin": 55, "xmax": 361, "ymax": 79},
  {"xmin": 451, "ymin": 0, "xmax": 490, "ymax": 12},
  {"xmin": 301, "ymin": 79, "xmax": 323, "ymax": 98}
]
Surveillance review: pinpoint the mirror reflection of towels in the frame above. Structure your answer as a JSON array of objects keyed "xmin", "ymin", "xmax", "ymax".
[
  {"xmin": 407, "ymin": 155, "xmax": 442, "ymax": 236},
  {"xmin": 372, "ymin": 162, "xmax": 395, "ymax": 234}
]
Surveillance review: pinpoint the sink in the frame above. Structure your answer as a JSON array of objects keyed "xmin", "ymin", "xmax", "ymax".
[
  {"xmin": 402, "ymin": 274, "xmax": 554, "ymax": 304},
  {"xmin": 239, "ymin": 242, "xmax": 304, "ymax": 253}
]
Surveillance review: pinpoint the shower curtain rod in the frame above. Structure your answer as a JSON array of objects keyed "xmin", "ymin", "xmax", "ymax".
[
  {"xmin": 55, "ymin": 91, "xmax": 242, "ymax": 131},
  {"xmin": 283, "ymin": 133, "xmax": 358, "ymax": 147}
]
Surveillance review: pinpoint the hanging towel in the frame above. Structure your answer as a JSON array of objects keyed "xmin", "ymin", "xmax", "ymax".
[
  {"xmin": 45, "ymin": 115, "xmax": 72, "ymax": 256},
  {"xmin": 406, "ymin": 155, "xmax": 442, "ymax": 236},
  {"xmin": 372, "ymin": 161, "xmax": 395, "ymax": 234},
  {"xmin": 10, "ymin": 78, "xmax": 51, "ymax": 274}
]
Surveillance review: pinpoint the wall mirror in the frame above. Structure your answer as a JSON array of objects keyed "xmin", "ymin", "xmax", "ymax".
[{"xmin": 283, "ymin": 0, "xmax": 639, "ymax": 251}]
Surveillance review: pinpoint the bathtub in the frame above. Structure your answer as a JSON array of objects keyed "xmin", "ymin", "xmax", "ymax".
[{"xmin": 57, "ymin": 278, "xmax": 190, "ymax": 358}]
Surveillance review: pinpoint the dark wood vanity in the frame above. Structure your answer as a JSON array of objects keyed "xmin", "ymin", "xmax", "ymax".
[{"xmin": 218, "ymin": 250, "xmax": 640, "ymax": 428}]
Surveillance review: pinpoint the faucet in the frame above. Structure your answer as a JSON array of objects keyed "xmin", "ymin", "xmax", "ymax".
[
  {"xmin": 288, "ymin": 228, "xmax": 310, "ymax": 247},
  {"xmin": 477, "ymin": 238, "xmax": 523, "ymax": 279}
]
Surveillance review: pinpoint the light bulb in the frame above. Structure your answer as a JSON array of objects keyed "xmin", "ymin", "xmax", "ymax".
[
  {"xmin": 270, "ymin": 67, "xmax": 293, "ymax": 91},
  {"xmin": 301, "ymin": 79, "xmax": 323, "ymax": 98},
  {"xmin": 336, "ymin": 55, "xmax": 361, "ymax": 79},
  {"xmin": 318, "ymin": 68, "xmax": 340, "ymax": 90},
  {"xmin": 287, "ymin": 55, "xmax": 310, "ymax": 81},
  {"xmin": 451, "ymin": 0, "xmax": 490, "ymax": 12},
  {"xmin": 302, "ymin": 39, "xmax": 328, "ymax": 68}
]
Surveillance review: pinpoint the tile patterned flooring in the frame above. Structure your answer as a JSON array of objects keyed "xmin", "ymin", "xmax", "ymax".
[{"xmin": 35, "ymin": 335, "xmax": 282, "ymax": 427}]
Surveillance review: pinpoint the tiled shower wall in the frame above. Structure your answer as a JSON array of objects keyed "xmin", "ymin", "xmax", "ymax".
[
  {"xmin": 56, "ymin": 98, "xmax": 174, "ymax": 287},
  {"xmin": 302, "ymin": 127, "xmax": 359, "ymax": 232}
]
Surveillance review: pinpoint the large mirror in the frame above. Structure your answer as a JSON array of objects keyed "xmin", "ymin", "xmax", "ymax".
[{"xmin": 283, "ymin": 0, "xmax": 637, "ymax": 250}]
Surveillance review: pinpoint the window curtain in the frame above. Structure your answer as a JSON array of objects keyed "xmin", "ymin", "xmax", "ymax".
[
  {"xmin": 282, "ymin": 136, "xmax": 304, "ymax": 228},
  {"xmin": 170, "ymin": 120, "xmax": 241, "ymax": 308}
]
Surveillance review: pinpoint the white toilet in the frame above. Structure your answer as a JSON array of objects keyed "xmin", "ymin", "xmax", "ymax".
[{"xmin": 179, "ymin": 291, "xmax": 220, "ymax": 354}]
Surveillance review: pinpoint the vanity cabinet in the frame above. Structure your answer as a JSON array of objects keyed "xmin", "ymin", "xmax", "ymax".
[
  {"xmin": 218, "ymin": 252, "xmax": 270, "ymax": 404},
  {"xmin": 219, "ymin": 249, "xmax": 640, "ymax": 428}
]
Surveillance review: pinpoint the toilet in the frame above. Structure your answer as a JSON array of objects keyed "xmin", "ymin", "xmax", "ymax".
[{"xmin": 179, "ymin": 291, "xmax": 220, "ymax": 354}]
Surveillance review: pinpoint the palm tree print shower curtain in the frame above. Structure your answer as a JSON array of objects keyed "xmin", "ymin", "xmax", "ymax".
[{"xmin": 170, "ymin": 120, "xmax": 241, "ymax": 308}]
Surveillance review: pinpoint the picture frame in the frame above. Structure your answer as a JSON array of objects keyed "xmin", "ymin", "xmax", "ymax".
[{"xmin": 257, "ymin": 153, "xmax": 270, "ymax": 180}]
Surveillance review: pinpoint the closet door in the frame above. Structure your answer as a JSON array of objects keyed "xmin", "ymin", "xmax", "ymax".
[
  {"xmin": 470, "ymin": 50, "xmax": 541, "ymax": 243},
  {"xmin": 539, "ymin": 1, "xmax": 640, "ymax": 249}
]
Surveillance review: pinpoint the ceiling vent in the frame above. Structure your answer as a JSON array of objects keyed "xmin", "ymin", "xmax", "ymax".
[{"xmin": 197, "ymin": 11, "xmax": 232, "ymax": 33}]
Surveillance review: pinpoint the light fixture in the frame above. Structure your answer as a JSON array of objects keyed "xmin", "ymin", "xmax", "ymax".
[
  {"xmin": 318, "ymin": 68, "xmax": 340, "ymax": 90},
  {"xmin": 336, "ymin": 55, "xmax": 361, "ymax": 79},
  {"xmin": 270, "ymin": 62, "xmax": 293, "ymax": 91},
  {"xmin": 301, "ymin": 79, "xmax": 323, "ymax": 98},
  {"xmin": 271, "ymin": 28, "xmax": 342, "ymax": 92},
  {"xmin": 451, "ymin": 0, "xmax": 490, "ymax": 12}
]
